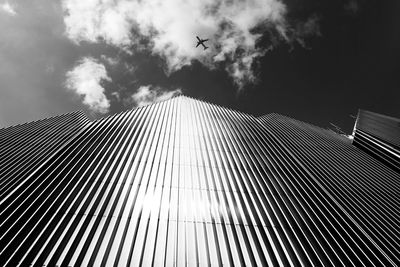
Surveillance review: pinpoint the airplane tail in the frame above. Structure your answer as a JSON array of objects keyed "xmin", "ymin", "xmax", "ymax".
[{"xmin": 204, "ymin": 46, "xmax": 208, "ymax": 50}]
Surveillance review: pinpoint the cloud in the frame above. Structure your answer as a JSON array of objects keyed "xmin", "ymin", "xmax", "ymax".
[
  {"xmin": 292, "ymin": 14, "xmax": 321, "ymax": 48},
  {"xmin": 111, "ymin": 91, "xmax": 121, "ymax": 102},
  {"xmin": 126, "ymin": 85, "xmax": 181, "ymax": 108},
  {"xmin": 65, "ymin": 57, "xmax": 111, "ymax": 114},
  {"xmin": 62, "ymin": 0, "xmax": 133, "ymax": 47},
  {"xmin": 62, "ymin": 0, "xmax": 290, "ymax": 89},
  {"xmin": 101, "ymin": 54, "xmax": 119, "ymax": 66},
  {"xmin": 344, "ymin": 0, "xmax": 359, "ymax": 14},
  {"xmin": 1, "ymin": 1, "xmax": 17, "ymax": 16}
]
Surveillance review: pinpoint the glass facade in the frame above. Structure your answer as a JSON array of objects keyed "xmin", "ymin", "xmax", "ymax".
[{"xmin": 0, "ymin": 96, "xmax": 399, "ymax": 266}]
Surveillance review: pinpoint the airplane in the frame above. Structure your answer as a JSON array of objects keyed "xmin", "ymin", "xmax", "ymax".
[{"xmin": 196, "ymin": 36, "xmax": 209, "ymax": 50}]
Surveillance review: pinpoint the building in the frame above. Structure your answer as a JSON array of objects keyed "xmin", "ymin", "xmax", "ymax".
[
  {"xmin": 352, "ymin": 109, "xmax": 400, "ymax": 173},
  {"xmin": 0, "ymin": 96, "xmax": 399, "ymax": 266}
]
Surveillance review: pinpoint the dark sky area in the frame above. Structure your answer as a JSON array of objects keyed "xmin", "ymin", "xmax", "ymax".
[
  {"xmin": 245, "ymin": 0, "xmax": 400, "ymax": 133},
  {"xmin": 172, "ymin": 0, "xmax": 400, "ymax": 133},
  {"xmin": 0, "ymin": 0, "xmax": 399, "ymax": 134}
]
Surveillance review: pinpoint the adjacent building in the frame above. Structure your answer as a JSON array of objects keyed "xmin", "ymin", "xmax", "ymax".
[
  {"xmin": 352, "ymin": 109, "xmax": 400, "ymax": 173},
  {"xmin": 0, "ymin": 96, "xmax": 399, "ymax": 266}
]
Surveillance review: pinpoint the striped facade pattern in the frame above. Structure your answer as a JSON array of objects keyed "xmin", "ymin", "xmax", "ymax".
[
  {"xmin": 352, "ymin": 109, "xmax": 400, "ymax": 173},
  {"xmin": 258, "ymin": 114, "xmax": 400, "ymax": 266},
  {"xmin": 0, "ymin": 111, "xmax": 90, "ymax": 206},
  {"xmin": 0, "ymin": 96, "xmax": 399, "ymax": 266}
]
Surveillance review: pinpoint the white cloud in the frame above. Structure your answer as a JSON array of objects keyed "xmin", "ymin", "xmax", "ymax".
[
  {"xmin": 1, "ymin": 1, "xmax": 17, "ymax": 16},
  {"xmin": 293, "ymin": 14, "xmax": 321, "ymax": 48},
  {"xmin": 111, "ymin": 91, "xmax": 120, "ymax": 102},
  {"xmin": 128, "ymin": 85, "xmax": 181, "ymax": 108},
  {"xmin": 62, "ymin": 0, "xmax": 290, "ymax": 89},
  {"xmin": 62, "ymin": 0, "xmax": 133, "ymax": 47},
  {"xmin": 101, "ymin": 54, "xmax": 119, "ymax": 66},
  {"xmin": 65, "ymin": 57, "xmax": 111, "ymax": 114}
]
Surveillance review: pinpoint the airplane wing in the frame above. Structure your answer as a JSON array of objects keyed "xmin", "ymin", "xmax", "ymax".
[
  {"xmin": 196, "ymin": 42, "xmax": 200, "ymax": 47},
  {"xmin": 202, "ymin": 39, "xmax": 209, "ymax": 42}
]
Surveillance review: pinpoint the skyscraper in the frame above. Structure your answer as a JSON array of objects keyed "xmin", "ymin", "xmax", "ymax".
[
  {"xmin": 0, "ymin": 96, "xmax": 399, "ymax": 266},
  {"xmin": 352, "ymin": 109, "xmax": 400, "ymax": 173}
]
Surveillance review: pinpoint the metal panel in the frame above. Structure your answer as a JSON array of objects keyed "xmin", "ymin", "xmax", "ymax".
[
  {"xmin": 352, "ymin": 109, "xmax": 400, "ymax": 173},
  {"xmin": 0, "ymin": 97, "xmax": 399, "ymax": 266}
]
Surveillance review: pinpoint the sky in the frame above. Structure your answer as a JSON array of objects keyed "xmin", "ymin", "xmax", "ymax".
[{"xmin": 0, "ymin": 0, "xmax": 399, "ymax": 134}]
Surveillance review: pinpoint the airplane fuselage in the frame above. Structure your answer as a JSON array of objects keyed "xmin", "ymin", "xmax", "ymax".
[{"xmin": 196, "ymin": 36, "xmax": 209, "ymax": 50}]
